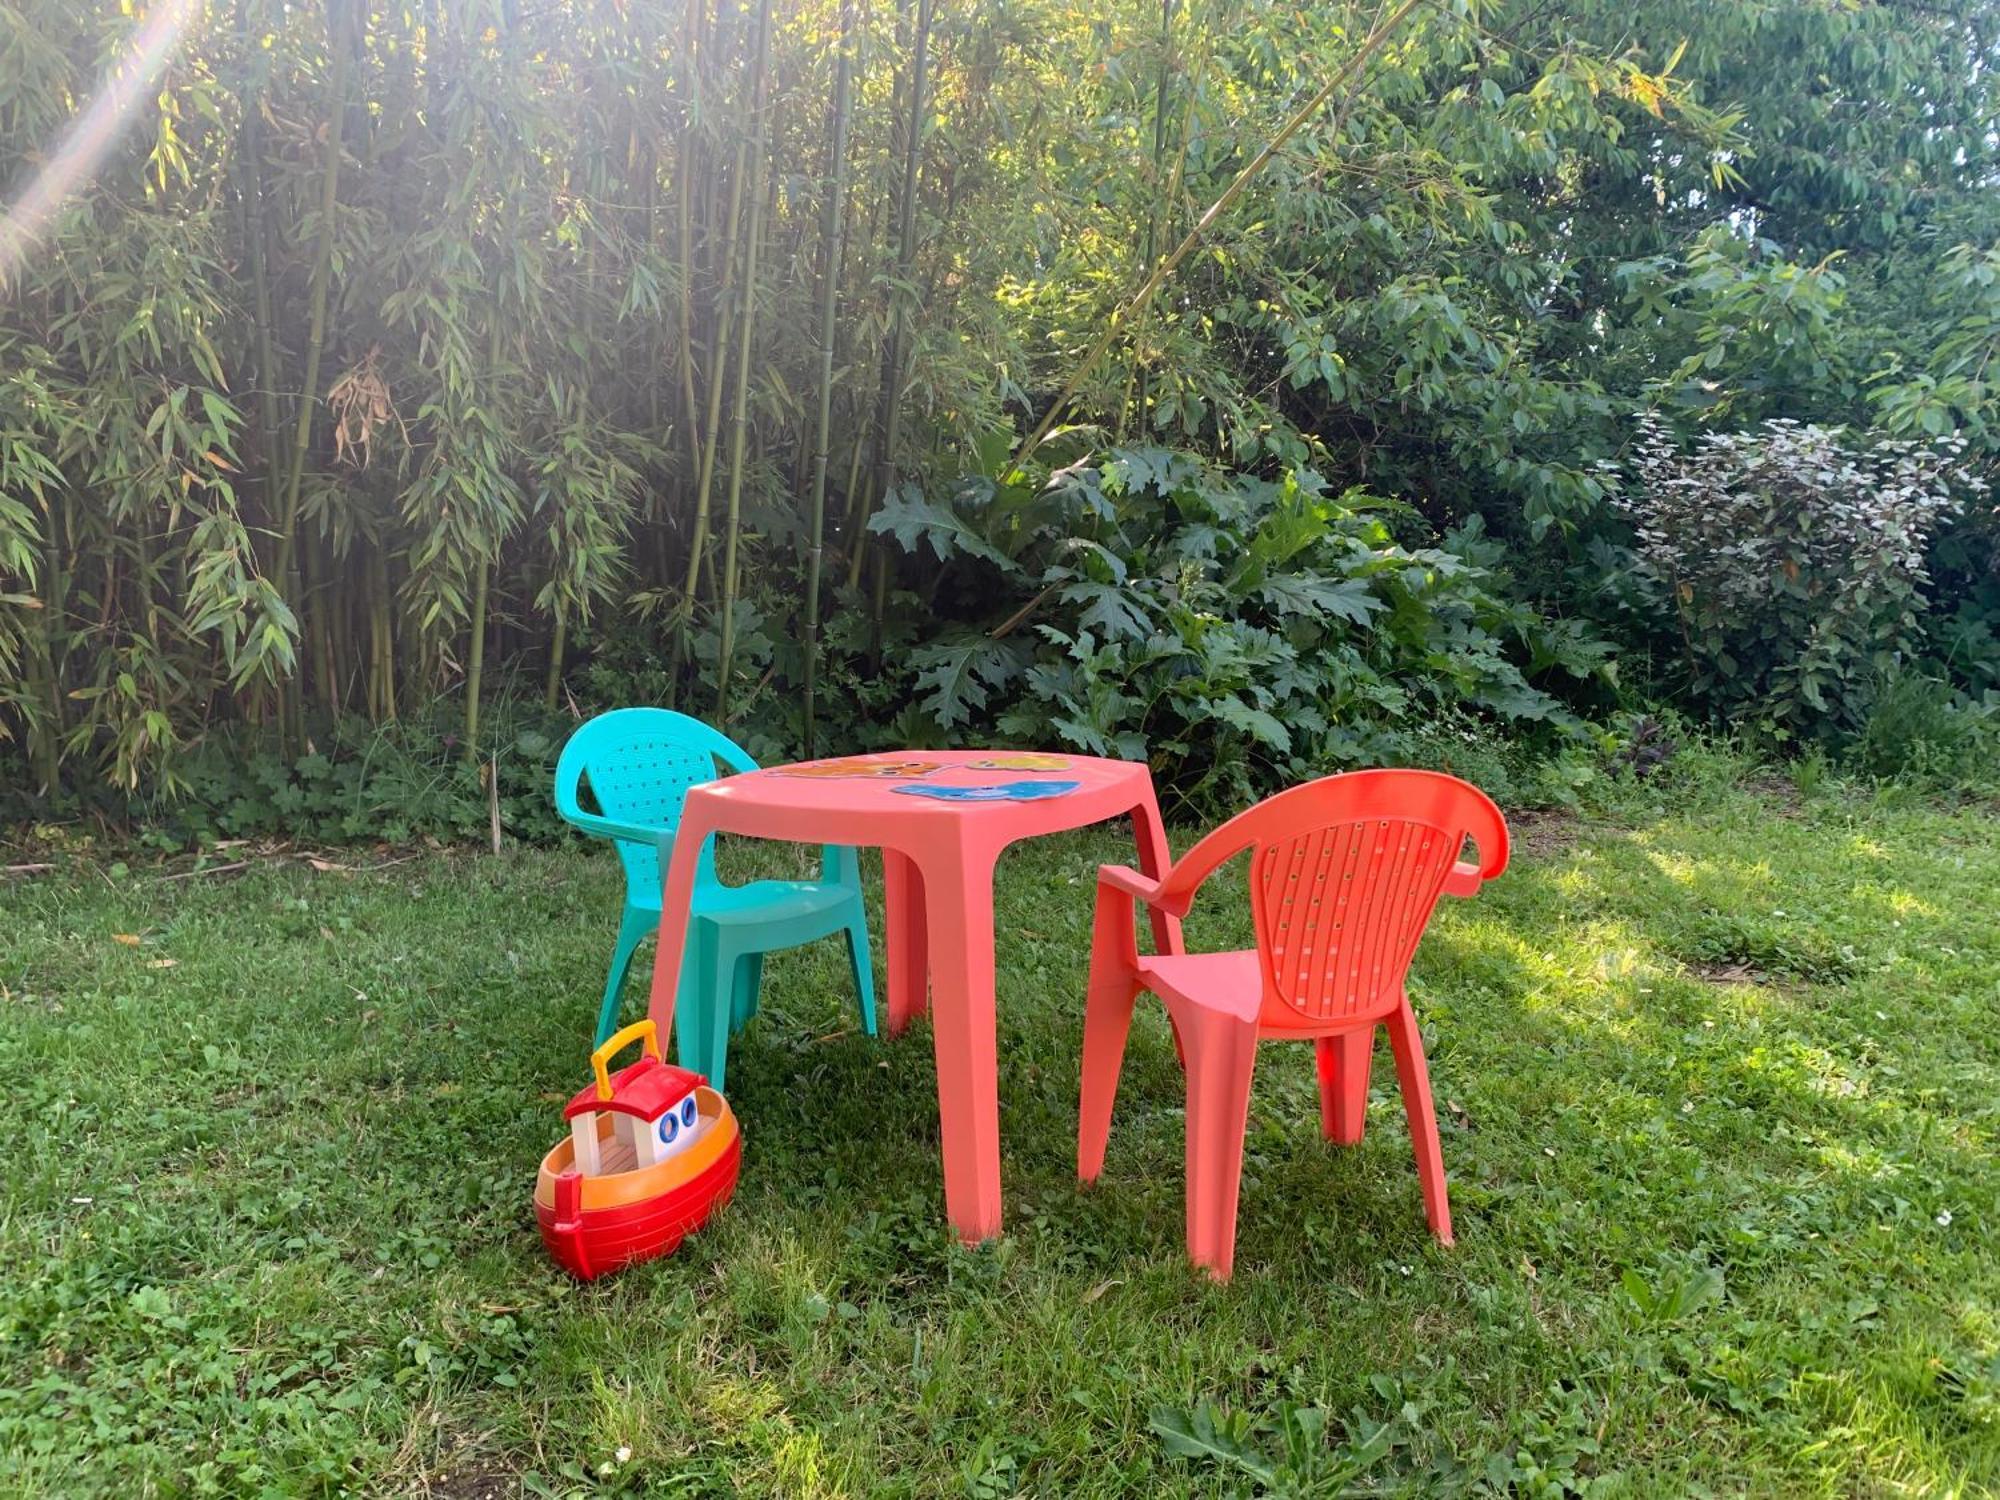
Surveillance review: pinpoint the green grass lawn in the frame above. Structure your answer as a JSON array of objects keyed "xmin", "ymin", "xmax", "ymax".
[{"xmin": 3, "ymin": 773, "xmax": 1997, "ymax": 1497}]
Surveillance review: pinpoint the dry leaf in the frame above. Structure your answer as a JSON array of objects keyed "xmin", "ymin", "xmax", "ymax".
[
  {"xmin": 112, "ymin": 933, "xmax": 142, "ymax": 946},
  {"xmin": 327, "ymin": 346, "xmax": 401, "ymax": 467},
  {"xmin": 1081, "ymin": 1278, "xmax": 1124, "ymax": 1305},
  {"xmin": 146, "ymin": 958, "xmax": 178, "ymax": 970},
  {"xmin": 307, "ymin": 857, "xmax": 350, "ymax": 873}
]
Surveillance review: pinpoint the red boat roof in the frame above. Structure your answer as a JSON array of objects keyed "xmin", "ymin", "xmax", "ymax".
[{"xmin": 564, "ymin": 1055, "xmax": 704, "ymax": 1121}]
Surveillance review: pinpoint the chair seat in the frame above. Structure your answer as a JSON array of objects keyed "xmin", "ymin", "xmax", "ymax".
[
  {"xmin": 1136, "ymin": 949, "xmax": 1264, "ymax": 1019},
  {"xmin": 626, "ymin": 877, "xmax": 856, "ymax": 927},
  {"xmin": 1136, "ymin": 948, "xmax": 1403, "ymax": 1034},
  {"xmin": 696, "ymin": 878, "xmax": 858, "ymax": 926}
]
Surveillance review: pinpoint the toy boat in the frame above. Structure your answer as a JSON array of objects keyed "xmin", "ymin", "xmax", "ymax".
[{"xmin": 534, "ymin": 1020, "xmax": 741, "ymax": 1280}]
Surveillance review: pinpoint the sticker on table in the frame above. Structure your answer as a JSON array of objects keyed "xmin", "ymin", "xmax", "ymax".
[
  {"xmin": 892, "ymin": 779, "xmax": 1081, "ymax": 803},
  {"xmin": 967, "ymin": 754, "xmax": 1071, "ymax": 772},
  {"xmin": 771, "ymin": 757, "xmax": 943, "ymax": 779}
]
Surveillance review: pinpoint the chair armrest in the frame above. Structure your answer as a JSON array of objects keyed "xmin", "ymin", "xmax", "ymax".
[
  {"xmin": 1098, "ymin": 864, "xmax": 1162, "ymax": 901},
  {"xmin": 1442, "ymin": 860, "xmax": 1484, "ymax": 898},
  {"xmin": 560, "ymin": 808, "xmax": 668, "ymax": 846},
  {"xmin": 1098, "ymin": 863, "xmax": 1198, "ymax": 918}
]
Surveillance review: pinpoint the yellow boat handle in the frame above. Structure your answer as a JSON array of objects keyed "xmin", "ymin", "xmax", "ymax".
[{"xmin": 591, "ymin": 1019, "xmax": 663, "ymax": 1102}]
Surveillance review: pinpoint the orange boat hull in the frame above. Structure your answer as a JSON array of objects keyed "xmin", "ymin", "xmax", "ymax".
[{"xmin": 534, "ymin": 1088, "xmax": 741, "ymax": 1280}]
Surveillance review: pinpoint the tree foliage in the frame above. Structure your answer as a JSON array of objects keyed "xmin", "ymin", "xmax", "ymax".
[{"xmin": 0, "ymin": 0, "xmax": 1994, "ymax": 808}]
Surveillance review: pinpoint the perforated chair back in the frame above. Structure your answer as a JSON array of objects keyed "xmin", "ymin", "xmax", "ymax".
[
  {"xmin": 553, "ymin": 708, "xmax": 755, "ymax": 896},
  {"xmin": 1156, "ymin": 770, "xmax": 1506, "ymax": 1029}
]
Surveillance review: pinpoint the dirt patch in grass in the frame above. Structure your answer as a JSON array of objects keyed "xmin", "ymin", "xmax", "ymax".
[
  {"xmin": 1506, "ymin": 808, "xmax": 1582, "ymax": 859},
  {"xmin": 1685, "ymin": 959, "xmax": 1789, "ymax": 990},
  {"xmin": 427, "ymin": 1471, "xmax": 516, "ymax": 1500},
  {"xmin": 1740, "ymin": 772, "xmax": 1805, "ymax": 814},
  {"xmin": 1674, "ymin": 937, "xmax": 1853, "ymax": 989}
]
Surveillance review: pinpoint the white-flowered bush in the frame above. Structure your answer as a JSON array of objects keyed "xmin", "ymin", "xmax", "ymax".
[{"xmin": 1615, "ymin": 415, "xmax": 1987, "ymax": 731}]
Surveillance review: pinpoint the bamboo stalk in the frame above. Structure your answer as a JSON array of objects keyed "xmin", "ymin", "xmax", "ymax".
[
  {"xmin": 235, "ymin": 0, "xmax": 284, "ymax": 524},
  {"xmin": 801, "ymin": 0, "xmax": 856, "ymax": 755},
  {"xmin": 305, "ymin": 537, "xmax": 336, "ymax": 709},
  {"xmin": 486, "ymin": 751, "xmax": 502, "ymax": 854},
  {"xmin": 27, "ymin": 492, "xmax": 64, "ymax": 794},
  {"xmin": 378, "ymin": 571, "xmax": 398, "ymax": 722},
  {"xmin": 464, "ymin": 556, "xmax": 489, "ymax": 761},
  {"xmin": 671, "ymin": 0, "xmax": 701, "ymax": 587},
  {"xmin": 367, "ymin": 546, "xmax": 392, "ymax": 721},
  {"xmin": 544, "ymin": 608, "xmax": 568, "ymax": 709},
  {"xmin": 273, "ymin": 0, "xmax": 353, "ymax": 584},
  {"xmin": 715, "ymin": 0, "xmax": 773, "ymax": 722},
  {"xmin": 840, "ymin": 178, "xmax": 888, "ymax": 592},
  {"xmin": 844, "ymin": 424, "xmax": 876, "ymax": 592},
  {"xmin": 464, "ymin": 271, "xmax": 509, "ymax": 762},
  {"xmin": 861, "ymin": 0, "xmax": 933, "ymax": 618},
  {"xmin": 670, "ymin": 3, "xmax": 752, "ymax": 681},
  {"xmin": 1130, "ymin": 0, "xmax": 1177, "ymax": 440},
  {"xmin": 1009, "ymin": 0, "xmax": 1425, "ymax": 473}
]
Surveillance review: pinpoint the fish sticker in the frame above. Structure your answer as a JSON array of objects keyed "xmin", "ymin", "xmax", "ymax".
[
  {"xmin": 771, "ymin": 758, "xmax": 944, "ymax": 779},
  {"xmin": 967, "ymin": 754, "xmax": 1071, "ymax": 772},
  {"xmin": 892, "ymin": 780, "xmax": 1081, "ymax": 802}
]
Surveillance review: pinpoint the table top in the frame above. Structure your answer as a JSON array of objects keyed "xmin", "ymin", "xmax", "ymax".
[{"xmin": 675, "ymin": 748, "xmax": 1160, "ymax": 847}]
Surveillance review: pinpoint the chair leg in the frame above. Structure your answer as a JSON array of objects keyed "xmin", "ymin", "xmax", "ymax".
[
  {"xmin": 1077, "ymin": 968, "xmax": 1142, "ymax": 1184},
  {"xmin": 1179, "ymin": 1007, "xmax": 1259, "ymax": 1280},
  {"xmin": 827, "ymin": 846, "xmax": 879, "ymax": 1035},
  {"xmin": 699, "ymin": 935, "xmax": 745, "ymax": 1094},
  {"xmin": 593, "ymin": 908, "xmax": 652, "ymax": 1047},
  {"xmin": 1385, "ymin": 997, "xmax": 1453, "ymax": 1246},
  {"xmin": 671, "ymin": 925, "xmax": 719, "ymax": 1080},
  {"xmin": 843, "ymin": 917, "xmax": 879, "ymax": 1037},
  {"xmin": 729, "ymin": 950, "xmax": 765, "ymax": 1033},
  {"xmin": 1078, "ymin": 880, "xmax": 1141, "ymax": 1184},
  {"xmin": 1316, "ymin": 1026, "xmax": 1375, "ymax": 1145}
]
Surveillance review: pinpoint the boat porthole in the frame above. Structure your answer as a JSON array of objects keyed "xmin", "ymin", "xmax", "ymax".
[
  {"xmin": 681, "ymin": 1097, "xmax": 697, "ymax": 1128},
  {"xmin": 659, "ymin": 1113, "xmax": 679, "ymax": 1145}
]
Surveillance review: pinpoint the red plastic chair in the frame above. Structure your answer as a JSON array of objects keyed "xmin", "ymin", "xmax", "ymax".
[{"xmin": 1076, "ymin": 769, "xmax": 1508, "ymax": 1279}]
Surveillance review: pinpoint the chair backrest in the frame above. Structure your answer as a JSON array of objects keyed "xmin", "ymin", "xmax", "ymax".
[
  {"xmin": 1172, "ymin": 770, "xmax": 1507, "ymax": 1029},
  {"xmin": 554, "ymin": 708, "xmax": 756, "ymax": 890}
]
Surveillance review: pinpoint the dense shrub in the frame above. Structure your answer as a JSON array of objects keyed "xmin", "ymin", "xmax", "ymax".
[
  {"xmin": 867, "ymin": 448, "xmax": 1610, "ymax": 808},
  {"xmin": 1846, "ymin": 671, "xmax": 1997, "ymax": 787},
  {"xmin": 1924, "ymin": 508, "xmax": 2000, "ymax": 697},
  {"xmin": 1614, "ymin": 417, "xmax": 1984, "ymax": 736},
  {"xmin": 0, "ymin": 446, "xmax": 1617, "ymax": 839},
  {"xmin": 118, "ymin": 715, "xmax": 568, "ymax": 850}
]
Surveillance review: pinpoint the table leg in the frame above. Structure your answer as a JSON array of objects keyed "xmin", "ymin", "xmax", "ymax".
[
  {"xmin": 882, "ymin": 848, "xmax": 929, "ymax": 1035},
  {"xmin": 1130, "ymin": 791, "xmax": 1183, "ymax": 956},
  {"xmin": 645, "ymin": 818, "xmax": 710, "ymax": 1058},
  {"xmin": 921, "ymin": 848, "xmax": 1002, "ymax": 1242}
]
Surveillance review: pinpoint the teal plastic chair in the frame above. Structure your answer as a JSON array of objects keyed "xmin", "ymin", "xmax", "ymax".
[{"xmin": 554, "ymin": 708, "xmax": 876, "ymax": 1090}]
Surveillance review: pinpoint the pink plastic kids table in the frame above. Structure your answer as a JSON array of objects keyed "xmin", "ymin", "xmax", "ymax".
[{"xmin": 644, "ymin": 749, "xmax": 1181, "ymax": 1243}]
